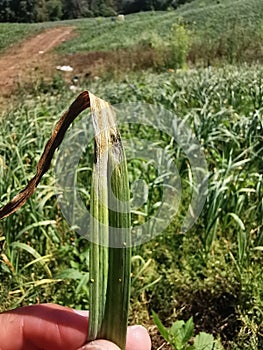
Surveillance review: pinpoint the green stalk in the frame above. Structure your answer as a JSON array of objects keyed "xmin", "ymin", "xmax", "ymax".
[
  {"xmin": 88, "ymin": 93, "xmax": 131, "ymax": 349},
  {"xmin": 100, "ymin": 134, "xmax": 131, "ymax": 347},
  {"xmin": 89, "ymin": 162, "xmax": 109, "ymax": 339}
]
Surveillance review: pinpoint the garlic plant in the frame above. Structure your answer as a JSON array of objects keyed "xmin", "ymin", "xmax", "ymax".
[{"xmin": 0, "ymin": 91, "xmax": 131, "ymax": 350}]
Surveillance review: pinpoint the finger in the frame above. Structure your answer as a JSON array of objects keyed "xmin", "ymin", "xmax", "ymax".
[
  {"xmin": 126, "ymin": 325, "xmax": 151, "ymax": 350},
  {"xmin": 0, "ymin": 304, "xmax": 88, "ymax": 350},
  {"xmin": 78, "ymin": 325, "xmax": 151, "ymax": 350}
]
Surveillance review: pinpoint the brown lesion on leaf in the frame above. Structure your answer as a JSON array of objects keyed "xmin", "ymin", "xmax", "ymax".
[
  {"xmin": 110, "ymin": 129, "xmax": 121, "ymax": 146},
  {"xmin": 0, "ymin": 91, "xmax": 90, "ymax": 220}
]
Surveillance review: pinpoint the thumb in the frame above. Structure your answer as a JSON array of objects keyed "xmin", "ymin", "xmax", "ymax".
[{"xmin": 78, "ymin": 339, "xmax": 121, "ymax": 350}]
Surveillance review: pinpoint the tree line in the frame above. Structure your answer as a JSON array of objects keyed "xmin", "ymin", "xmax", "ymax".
[{"xmin": 0, "ymin": 0, "xmax": 192, "ymax": 23}]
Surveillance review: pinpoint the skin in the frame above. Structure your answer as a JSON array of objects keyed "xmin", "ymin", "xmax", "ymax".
[{"xmin": 0, "ymin": 303, "xmax": 151, "ymax": 350}]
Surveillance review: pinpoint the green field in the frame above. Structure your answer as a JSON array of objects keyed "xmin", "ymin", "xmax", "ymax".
[
  {"xmin": 1, "ymin": 0, "xmax": 263, "ymax": 60},
  {"xmin": 0, "ymin": 0, "xmax": 263, "ymax": 349},
  {"xmin": 54, "ymin": 0, "xmax": 263, "ymax": 61}
]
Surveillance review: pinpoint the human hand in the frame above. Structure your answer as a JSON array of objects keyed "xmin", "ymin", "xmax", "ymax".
[{"xmin": 0, "ymin": 303, "xmax": 151, "ymax": 350}]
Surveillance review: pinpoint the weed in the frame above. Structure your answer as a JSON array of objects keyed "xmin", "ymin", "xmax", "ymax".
[{"xmin": 153, "ymin": 312, "xmax": 222, "ymax": 350}]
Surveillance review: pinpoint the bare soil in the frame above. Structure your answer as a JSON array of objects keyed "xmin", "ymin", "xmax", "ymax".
[{"xmin": 0, "ymin": 26, "xmax": 75, "ymax": 99}]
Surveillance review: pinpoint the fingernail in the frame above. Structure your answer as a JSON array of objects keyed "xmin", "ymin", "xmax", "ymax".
[
  {"xmin": 80, "ymin": 345, "xmax": 103, "ymax": 350},
  {"xmin": 129, "ymin": 325, "xmax": 145, "ymax": 331},
  {"xmin": 73, "ymin": 309, "xmax": 89, "ymax": 317},
  {"xmin": 79, "ymin": 340, "xmax": 120, "ymax": 350},
  {"xmin": 128, "ymin": 324, "xmax": 149, "ymax": 335}
]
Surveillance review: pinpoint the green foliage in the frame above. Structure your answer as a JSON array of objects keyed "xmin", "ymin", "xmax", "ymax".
[
  {"xmin": 90, "ymin": 0, "xmax": 116, "ymax": 17},
  {"xmin": 168, "ymin": 19, "xmax": 191, "ymax": 68},
  {"xmin": 135, "ymin": 19, "xmax": 191, "ymax": 69},
  {"xmin": 121, "ymin": 0, "xmax": 174, "ymax": 13},
  {"xmin": 46, "ymin": 0, "xmax": 63, "ymax": 21},
  {"xmin": 62, "ymin": 0, "xmax": 93, "ymax": 19},
  {"xmin": 0, "ymin": 0, "xmax": 179, "ymax": 22}
]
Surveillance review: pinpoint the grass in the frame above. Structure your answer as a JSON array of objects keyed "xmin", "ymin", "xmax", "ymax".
[{"xmin": 56, "ymin": 0, "xmax": 263, "ymax": 55}]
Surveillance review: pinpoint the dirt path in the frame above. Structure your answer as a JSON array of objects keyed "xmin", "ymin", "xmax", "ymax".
[{"xmin": 0, "ymin": 26, "xmax": 75, "ymax": 98}]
